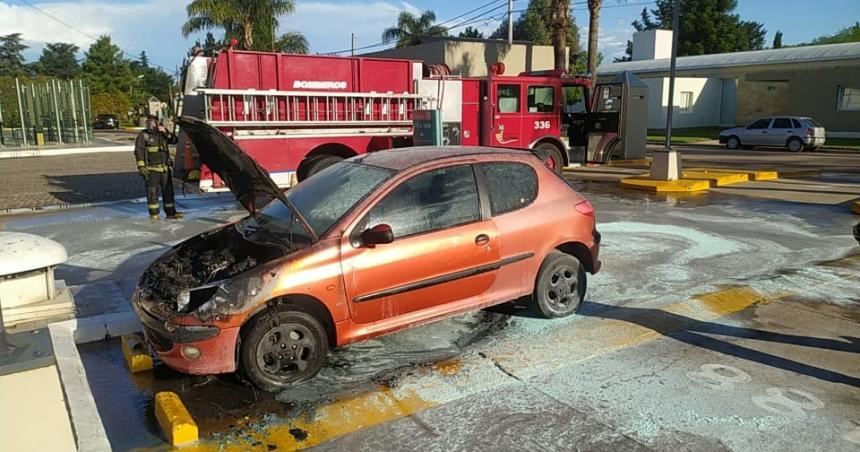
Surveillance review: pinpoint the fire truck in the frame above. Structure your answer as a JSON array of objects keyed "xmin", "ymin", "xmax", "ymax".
[{"xmin": 176, "ymin": 44, "xmax": 624, "ymax": 190}]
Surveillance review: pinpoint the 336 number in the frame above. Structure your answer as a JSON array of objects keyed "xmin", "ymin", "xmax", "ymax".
[{"xmin": 534, "ymin": 120, "xmax": 550, "ymax": 130}]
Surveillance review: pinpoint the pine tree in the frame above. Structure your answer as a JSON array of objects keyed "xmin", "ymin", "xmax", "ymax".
[
  {"xmin": 772, "ymin": 31, "xmax": 783, "ymax": 48},
  {"xmin": 0, "ymin": 33, "xmax": 28, "ymax": 76},
  {"xmin": 459, "ymin": 27, "xmax": 484, "ymax": 39},
  {"xmin": 34, "ymin": 42, "xmax": 81, "ymax": 79},
  {"xmin": 82, "ymin": 36, "xmax": 135, "ymax": 115}
]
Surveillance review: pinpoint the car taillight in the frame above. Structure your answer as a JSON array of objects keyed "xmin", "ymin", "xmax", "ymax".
[
  {"xmin": 575, "ymin": 200, "xmax": 595, "ymax": 217},
  {"xmin": 807, "ymin": 127, "xmax": 814, "ymax": 136}
]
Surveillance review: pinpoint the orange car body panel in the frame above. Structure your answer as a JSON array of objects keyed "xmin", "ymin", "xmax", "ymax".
[{"xmin": 141, "ymin": 151, "xmax": 599, "ymax": 374}]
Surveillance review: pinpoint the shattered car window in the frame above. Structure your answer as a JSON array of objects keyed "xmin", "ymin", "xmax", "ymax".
[
  {"xmin": 286, "ymin": 162, "xmax": 395, "ymax": 236},
  {"xmin": 479, "ymin": 162, "xmax": 538, "ymax": 216},
  {"xmin": 364, "ymin": 165, "xmax": 480, "ymax": 239}
]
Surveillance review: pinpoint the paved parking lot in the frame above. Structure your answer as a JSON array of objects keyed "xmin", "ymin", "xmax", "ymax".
[{"xmin": 4, "ymin": 172, "xmax": 858, "ymax": 451}]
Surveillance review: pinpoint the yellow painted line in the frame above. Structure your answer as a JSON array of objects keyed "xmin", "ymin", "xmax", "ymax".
[
  {"xmin": 682, "ymin": 170, "xmax": 749, "ymax": 186},
  {"xmin": 155, "ymin": 391, "xmax": 198, "ymax": 446},
  {"xmin": 183, "ymin": 286, "xmax": 776, "ymax": 450},
  {"xmin": 619, "ymin": 177, "xmax": 711, "ymax": 192},
  {"xmin": 851, "ymin": 199, "xmax": 860, "ymax": 215},
  {"xmin": 121, "ymin": 334, "xmax": 153, "ymax": 373}
]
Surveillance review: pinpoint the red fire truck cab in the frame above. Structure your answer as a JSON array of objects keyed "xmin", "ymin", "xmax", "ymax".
[{"xmin": 176, "ymin": 47, "xmax": 615, "ymax": 190}]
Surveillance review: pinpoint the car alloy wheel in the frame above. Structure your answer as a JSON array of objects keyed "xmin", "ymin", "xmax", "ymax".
[
  {"xmin": 241, "ymin": 309, "xmax": 328, "ymax": 390},
  {"xmin": 531, "ymin": 251, "xmax": 587, "ymax": 318},
  {"xmin": 726, "ymin": 136, "xmax": 740, "ymax": 150},
  {"xmin": 787, "ymin": 138, "xmax": 803, "ymax": 152}
]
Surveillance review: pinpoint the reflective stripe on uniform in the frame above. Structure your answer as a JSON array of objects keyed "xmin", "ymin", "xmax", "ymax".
[
  {"xmin": 136, "ymin": 160, "xmax": 146, "ymax": 167},
  {"xmin": 164, "ymin": 203, "xmax": 175, "ymax": 208},
  {"xmin": 147, "ymin": 203, "xmax": 159, "ymax": 209},
  {"xmin": 146, "ymin": 146, "xmax": 160, "ymax": 153},
  {"xmin": 146, "ymin": 165, "xmax": 167, "ymax": 172}
]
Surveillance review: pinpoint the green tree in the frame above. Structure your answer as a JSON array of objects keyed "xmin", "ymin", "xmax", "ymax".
[
  {"xmin": 82, "ymin": 35, "xmax": 134, "ymax": 115},
  {"xmin": 617, "ymin": 1, "xmax": 766, "ymax": 60},
  {"xmin": 490, "ymin": 0, "xmax": 581, "ymax": 66},
  {"xmin": 382, "ymin": 10, "xmax": 448, "ymax": 48},
  {"xmin": 202, "ymin": 32, "xmax": 220, "ymax": 55},
  {"xmin": 33, "ymin": 42, "xmax": 81, "ymax": 79},
  {"xmin": 0, "ymin": 33, "xmax": 28, "ymax": 76},
  {"xmin": 550, "ymin": 0, "xmax": 571, "ymax": 70},
  {"xmin": 809, "ymin": 22, "xmax": 860, "ymax": 45},
  {"xmin": 182, "ymin": 0, "xmax": 306, "ymax": 52},
  {"xmin": 772, "ymin": 30, "xmax": 783, "ymax": 48},
  {"xmin": 275, "ymin": 31, "xmax": 308, "ymax": 53},
  {"xmin": 458, "ymin": 26, "xmax": 484, "ymax": 39}
]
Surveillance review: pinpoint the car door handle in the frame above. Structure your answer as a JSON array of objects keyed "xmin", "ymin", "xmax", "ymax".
[{"xmin": 475, "ymin": 234, "xmax": 490, "ymax": 246}]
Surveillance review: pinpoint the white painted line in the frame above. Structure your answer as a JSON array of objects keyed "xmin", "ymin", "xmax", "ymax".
[
  {"xmin": 0, "ymin": 145, "xmax": 133, "ymax": 159},
  {"xmin": 49, "ymin": 311, "xmax": 143, "ymax": 452}
]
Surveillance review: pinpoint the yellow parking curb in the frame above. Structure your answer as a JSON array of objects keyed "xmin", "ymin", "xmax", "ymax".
[
  {"xmin": 851, "ymin": 199, "xmax": 860, "ymax": 215},
  {"xmin": 155, "ymin": 392, "xmax": 198, "ymax": 446},
  {"xmin": 619, "ymin": 177, "xmax": 711, "ymax": 192},
  {"xmin": 682, "ymin": 170, "xmax": 749, "ymax": 186},
  {"xmin": 121, "ymin": 334, "xmax": 153, "ymax": 373},
  {"xmin": 688, "ymin": 168, "xmax": 778, "ymax": 181}
]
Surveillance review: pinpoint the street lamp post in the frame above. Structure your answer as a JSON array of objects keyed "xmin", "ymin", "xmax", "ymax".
[{"xmin": 651, "ymin": 0, "xmax": 682, "ymax": 180}]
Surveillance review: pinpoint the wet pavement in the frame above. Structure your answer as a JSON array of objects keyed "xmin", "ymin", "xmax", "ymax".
[{"xmin": 3, "ymin": 170, "xmax": 860, "ymax": 451}]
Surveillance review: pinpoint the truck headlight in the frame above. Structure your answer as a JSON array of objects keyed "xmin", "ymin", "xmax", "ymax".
[{"xmin": 176, "ymin": 284, "xmax": 221, "ymax": 314}]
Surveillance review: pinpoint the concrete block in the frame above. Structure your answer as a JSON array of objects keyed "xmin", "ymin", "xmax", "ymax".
[
  {"xmin": 619, "ymin": 177, "xmax": 710, "ymax": 192},
  {"xmin": 154, "ymin": 391, "xmax": 198, "ymax": 446},
  {"xmin": 121, "ymin": 333, "xmax": 153, "ymax": 373}
]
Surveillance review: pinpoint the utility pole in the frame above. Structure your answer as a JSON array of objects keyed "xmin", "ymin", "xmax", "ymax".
[
  {"xmin": 351, "ymin": 33, "xmax": 356, "ymax": 56},
  {"xmin": 651, "ymin": 0, "xmax": 682, "ymax": 181},
  {"xmin": 508, "ymin": 0, "xmax": 514, "ymax": 44}
]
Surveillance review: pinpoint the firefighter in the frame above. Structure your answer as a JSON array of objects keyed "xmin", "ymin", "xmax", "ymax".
[{"xmin": 135, "ymin": 115, "xmax": 182, "ymax": 220}]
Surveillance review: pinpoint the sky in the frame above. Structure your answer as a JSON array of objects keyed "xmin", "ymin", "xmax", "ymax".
[{"xmin": 1, "ymin": 0, "xmax": 858, "ymax": 73}]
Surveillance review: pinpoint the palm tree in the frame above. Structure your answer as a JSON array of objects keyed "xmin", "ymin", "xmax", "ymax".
[
  {"xmin": 550, "ymin": 0, "xmax": 571, "ymax": 70},
  {"xmin": 382, "ymin": 11, "xmax": 447, "ymax": 48},
  {"xmin": 587, "ymin": 0, "xmax": 603, "ymax": 81},
  {"xmin": 276, "ymin": 31, "xmax": 309, "ymax": 54},
  {"xmin": 182, "ymin": 0, "xmax": 307, "ymax": 53}
]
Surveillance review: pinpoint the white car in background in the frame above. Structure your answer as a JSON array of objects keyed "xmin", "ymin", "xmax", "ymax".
[{"xmin": 719, "ymin": 117, "xmax": 826, "ymax": 152}]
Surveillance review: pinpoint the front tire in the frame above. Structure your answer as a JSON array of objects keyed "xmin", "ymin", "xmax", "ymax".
[
  {"xmin": 787, "ymin": 138, "xmax": 804, "ymax": 153},
  {"xmin": 536, "ymin": 142, "xmax": 565, "ymax": 174},
  {"xmin": 531, "ymin": 251, "xmax": 587, "ymax": 318},
  {"xmin": 726, "ymin": 136, "xmax": 740, "ymax": 150},
  {"xmin": 240, "ymin": 309, "xmax": 329, "ymax": 391}
]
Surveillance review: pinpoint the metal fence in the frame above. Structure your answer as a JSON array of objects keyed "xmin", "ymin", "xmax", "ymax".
[{"xmin": 0, "ymin": 78, "xmax": 92, "ymax": 147}]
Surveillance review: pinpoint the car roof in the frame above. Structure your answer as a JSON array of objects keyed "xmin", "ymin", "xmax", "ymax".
[{"xmin": 351, "ymin": 146, "xmax": 535, "ymax": 171}]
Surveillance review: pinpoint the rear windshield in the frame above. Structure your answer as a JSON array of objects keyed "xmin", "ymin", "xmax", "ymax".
[{"xmin": 805, "ymin": 118, "xmax": 823, "ymax": 127}]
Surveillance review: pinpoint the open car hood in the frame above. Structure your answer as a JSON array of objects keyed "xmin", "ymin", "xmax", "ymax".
[{"xmin": 177, "ymin": 116, "xmax": 287, "ymax": 212}]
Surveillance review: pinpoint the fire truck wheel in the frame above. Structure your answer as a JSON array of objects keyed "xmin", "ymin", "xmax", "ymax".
[
  {"xmin": 302, "ymin": 155, "xmax": 344, "ymax": 180},
  {"xmin": 536, "ymin": 143, "xmax": 564, "ymax": 174}
]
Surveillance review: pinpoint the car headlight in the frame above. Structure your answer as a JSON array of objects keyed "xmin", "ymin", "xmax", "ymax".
[{"xmin": 176, "ymin": 283, "xmax": 222, "ymax": 314}]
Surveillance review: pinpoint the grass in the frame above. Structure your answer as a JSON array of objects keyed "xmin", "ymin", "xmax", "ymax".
[
  {"xmin": 647, "ymin": 127, "xmax": 721, "ymax": 144},
  {"xmin": 822, "ymin": 138, "xmax": 860, "ymax": 151}
]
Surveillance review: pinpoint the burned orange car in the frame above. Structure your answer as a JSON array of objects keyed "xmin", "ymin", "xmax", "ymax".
[{"xmin": 133, "ymin": 117, "xmax": 601, "ymax": 390}]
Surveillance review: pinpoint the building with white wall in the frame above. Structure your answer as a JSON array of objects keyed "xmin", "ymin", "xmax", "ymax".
[{"xmin": 598, "ymin": 31, "xmax": 860, "ymax": 135}]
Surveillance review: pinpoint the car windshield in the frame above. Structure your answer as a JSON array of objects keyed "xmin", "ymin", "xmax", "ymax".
[{"xmin": 241, "ymin": 162, "xmax": 395, "ymax": 240}]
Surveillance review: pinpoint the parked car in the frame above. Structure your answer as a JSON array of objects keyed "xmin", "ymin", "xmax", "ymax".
[
  {"xmin": 132, "ymin": 116, "xmax": 602, "ymax": 390},
  {"xmin": 93, "ymin": 114, "xmax": 120, "ymax": 130},
  {"xmin": 719, "ymin": 117, "xmax": 826, "ymax": 152}
]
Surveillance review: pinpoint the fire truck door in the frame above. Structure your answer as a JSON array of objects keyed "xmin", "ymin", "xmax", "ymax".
[
  {"xmin": 525, "ymin": 84, "xmax": 557, "ymax": 143},
  {"xmin": 490, "ymin": 82, "xmax": 523, "ymax": 147}
]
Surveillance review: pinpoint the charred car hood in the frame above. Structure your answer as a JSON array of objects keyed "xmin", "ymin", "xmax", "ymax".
[{"xmin": 178, "ymin": 115, "xmax": 287, "ymax": 212}]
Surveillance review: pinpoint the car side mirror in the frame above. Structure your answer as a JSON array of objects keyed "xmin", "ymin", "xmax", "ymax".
[{"xmin": 360, "ymin": 224, "xmax": 394, "ymax": 248}]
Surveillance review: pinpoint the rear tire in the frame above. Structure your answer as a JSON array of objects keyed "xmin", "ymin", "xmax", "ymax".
[
  {"xmin": 536, "ymin": 142, "xmax": 565, "ymax": 174},
  {"xmin": 531, "ymin": 251, "xmax": 587, "ymax": 318},
  {"xmin": 726, "ymin": 136, "xmax": 740, "ymax": 150},
  {"xmin": 240, "ymin": 309, "xmax": 329, "ymax": 391},
  {"xmin": 302, "ymin": 155, "xmax": 344, "ymax": 181},
  {"xmin": 787, "ymin": 138, "xmax": 804, "ymax": 153}
]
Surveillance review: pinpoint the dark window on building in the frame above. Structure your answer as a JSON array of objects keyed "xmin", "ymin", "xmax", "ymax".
[
  {"xmin": 772, "ymin": 118, "xmax": 792, "ymax": 129},
  {"xmin": 527, "ymin": 86, "xmax": 554, "ymax": 113},
  {"xmin": 363, "ymin": 165, "xmax": 480, "ymax": 239},
  {"xmin": 747, "ymin": 118, "xmax": 771, "ymax": 129},
  {"xmin": 479, "ymin": 162, "xmax": 538, "ymax": 216},
  {"xmin": 497, "ymin": 84, "xmax": 521, "ymax": 113}
]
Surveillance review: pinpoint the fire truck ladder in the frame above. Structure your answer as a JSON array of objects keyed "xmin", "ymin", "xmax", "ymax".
[{"xmin": 197, "ymin": 88, "xmax": 426, "ymax": 128}]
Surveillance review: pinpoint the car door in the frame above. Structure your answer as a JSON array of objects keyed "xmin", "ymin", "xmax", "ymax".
[
  {"xmin": 742, "ymin": 118, "xmax": 772, "ymax": 146},
  {"xmin": 341, "ymin": 164, "xmax": 501, "ymax": 324},
  {"xmin": 769, "ymin": 117, "xmax": 794, "ymax": 146}
]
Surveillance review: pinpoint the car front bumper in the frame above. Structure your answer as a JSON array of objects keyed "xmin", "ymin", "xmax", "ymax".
[{"xmin": 132, "ymin": 291, "xmax": 240, "ymax": 375}]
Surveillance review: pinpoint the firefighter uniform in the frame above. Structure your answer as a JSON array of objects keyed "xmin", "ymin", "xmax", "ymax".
[{"xmin": 134, "ymin": 125, "xmax": 179, "ymax": 218}]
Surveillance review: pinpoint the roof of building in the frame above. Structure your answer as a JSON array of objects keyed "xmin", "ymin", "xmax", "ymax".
[{"xmin": 598, "ymin": 42, "xmax": 860, "ymax": 76}]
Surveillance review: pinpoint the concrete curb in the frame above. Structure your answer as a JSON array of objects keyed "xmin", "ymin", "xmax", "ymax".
[
  {"xmin": 49, "ymin": 312, "xmax": 142, "ymax": 452},
  {"xmin": 0, "ymin": 145, "xmax": 133, "ymax": 159},
  {"xmin": 1, "ymin": 197, "xmax": 147, "ymax": 216}
]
